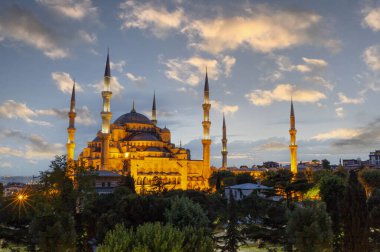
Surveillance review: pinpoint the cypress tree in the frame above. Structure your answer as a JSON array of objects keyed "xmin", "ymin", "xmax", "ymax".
[{"xmin": 342, "ymin": 170, "xmax": 369, "ymax": 252}]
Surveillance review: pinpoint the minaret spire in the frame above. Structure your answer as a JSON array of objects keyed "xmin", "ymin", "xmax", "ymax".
[
  {"xmin": 289, "ymin": 98, "xmax": 298, "ymax": 174},
  {"xmin": 221, "ymin": 113, "xmax": 228, "ymax": 169},
  {"xmin": 202, "ymin": 69, "xmax": 212, "ymax": 179},
  {"xmin": 131, "ymin": 100, "xmax": 136, "ymax": 113},
  {"xmin": 152, "ymin": 91, "xmax": 157, "ymax": 125},
  {"xmin": 100, "ymin": 50, "xmax": 113, "ymax": 170},
  {"xmin": 67, "ymin": 81, "xmax": 76, "ymax": 179}
]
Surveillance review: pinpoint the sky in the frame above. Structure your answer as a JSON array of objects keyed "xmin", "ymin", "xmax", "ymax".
[{"xmin": 1, "ymin": 0, "xmax": 380, "ymax": 176}]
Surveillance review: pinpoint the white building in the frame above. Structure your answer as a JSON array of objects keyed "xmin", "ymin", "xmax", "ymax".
[{"xmin": 224, "ymin": 183, "xmax": 273, "ymax": 201}]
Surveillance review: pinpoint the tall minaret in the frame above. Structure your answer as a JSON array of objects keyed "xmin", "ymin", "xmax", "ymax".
[
  {"xmin": 100, "ymin": 50, "xmax": 113, "ymax": 170},
  {"xmin": 289, "ymin": 98, "xmax": 298, "ymax": 174},
  {"xmin": 221, "ymin": 113, "xmax": 228, "ymax": 169},
  {"xmin": 67, "ymin": 82, "xmax": 76, "ymax": 164},
  {"xmin": 202, "ymin": 69, "xmax": 212, "ymax": 171},
  {"xmin": 151, "ymin": 91, "xmax": 157, "ymax": 126}
]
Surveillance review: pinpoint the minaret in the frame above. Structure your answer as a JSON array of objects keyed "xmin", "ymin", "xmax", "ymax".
[
  {"xmin": 289, "ymin": 98, "xmax": 298, "ymax": 174},
  {"xmin": 221, "ymin": 113, "xmax": 228, "ymax": 169},
  {"xmin": 202, "ymin": 69, "xmax": 212, "ymax": 172},
  {"xmin": 151, "ymin": 91, "xmax": 157, "ymax": 125},
  {"xmin": 67, "ymin": 82, "xmax": 76, "ymax": 178},
  {"xmin": 100, "ymin": 50, "xmax": 113, "ymax": 170}
]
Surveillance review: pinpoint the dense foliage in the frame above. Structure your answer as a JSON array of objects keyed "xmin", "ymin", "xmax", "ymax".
[{"xmin": 1, "ymin": 156, "xmax": 379, "ymax": 252}]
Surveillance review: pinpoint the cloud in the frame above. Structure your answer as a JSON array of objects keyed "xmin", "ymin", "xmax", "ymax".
[
  {"xmin": 311, "ymin": 128, "xmax": 362, "ymax": 141},
  {"xmin": 78, "ymin": 30, "xmax": 97, "ymax": 44},
  {"xmin": 51, "ymin": 72, "xmax": 83, "ymax": 94},
  {"xmin": 362, "ymin": 6, "xmax": 380, "ymax": 31},
  {"xmin": 0, "ymin": 146, "xmax": 23, "ymax": 157},
  {"xmin": 0, "ymin": 100, "xmax": 51, "ymax": 126},
  {"xmin": 119, "ymin": 1, "xmax": 185, "ymax": 38},
  {"xmin": 362, "ymin": 44, "xmax": 380, "ymax": 71},
  {"xmin": 126, "ymin": 72, "xmax": 147, "ymax": 86},
  {"xmin": 0, "ymin": 162, "xmax": 12, "ymax": 168},
  {"xmin": 36, "ymin": 106, "xmax": 96, "ymax": 126},
  {"xmin": 305, "ymin": 76, "xmax": 334, "ymax": 90},
  {"xmin": 335, "ymin": 107, "xmax": 344, "ymax": 118},
  {"xmin": 331, "ymin": 118, "xmax": 380, "ymax": 149},
  {"xmin": 0, "ymin": 129, "xmax": 64, "ymax": 160},
  {"xmin": 183, "ymin": 5, "xmax": 339, "ymax": 54},
  {"xmin": 0, "ymin": 5, "xmax": 68, "ymax": 59},
  {"xmin": 210, "ymin": 100, "xmax": 239, "ymax": 115},
  {"xmin": 36, "ymin": 0, "xmax": 98, "ymax": 20},
  {"xmin": 274, "ymin": 55, "xmax": 332, "ymax": 89},
  {"xmin": 302, "ymin": 57, "xmax": 328, "ymax": 68},
  {"xmin": 245, "ymin": 84, "xmax": 326, "ymax": 106},
  {"xmin": 337, "ymin": 92, "xmax": 365, "ymax": 105},
  {"xmin": 258, "ymin": 141, "xmax": 288, "ymax": 151},
  {"xmin": 110, "ymin": 60, "xmax": 126, "ymax": 73},
  {"xmin": 163, "ymin": 55, "xmax": 235, "ymax": 86},
  {"xmin": 89, "ymin": 76, "xmax": 125, "ymax": 96}
]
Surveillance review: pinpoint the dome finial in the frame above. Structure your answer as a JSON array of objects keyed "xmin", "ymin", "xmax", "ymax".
[{"xmin": 131, "ymin": 100, "xmax": 136, "ymax": 113}]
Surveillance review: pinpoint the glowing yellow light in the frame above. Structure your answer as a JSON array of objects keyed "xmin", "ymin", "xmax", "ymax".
[
  {"xmin": 17, "ymin": 194, "xmax": 27, "ymax": 201},
  {"xmin": 125, "ymin": 152, "xmax": 130, "ymax": 158}
]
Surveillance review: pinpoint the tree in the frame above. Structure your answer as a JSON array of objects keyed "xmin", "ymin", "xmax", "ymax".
[
  {"xmin": 358, "ymin": 169, "xmax": 380, "ymax": 197},
  {"xmin": 97, "ymin": 223, "xmax": 214, "ymax": 252},
  {"xmin": 319, "ymin": 175, "xmax": 346, "ymax": 251},
  {"xmin": 321, "ymin": 159, "xmax": 331, "ymax": 170},
  {"xmin": 286, "ymin": 203, "xmax": 333, "ymax": 252},
  {"xmin": 222, "ymin": 191, "xmax": 245, "ymax": 252},
  {"xmin": 120, "ymin": 174, "xmax": 136, "ymax": 193},
  {"xmin": 235, "ymin": 173, "xmax": 255, "ymax": 185},
  {"xmin": 165, "ymin": 196, "xmax": 209, "ymax": 229},
  {"xmin": 342, "ymin": 170, "xmax": 369, "ymax": 252},
  {"xmin": 368, "ymin": 189, "xmax": 380, "ymax": 250}
]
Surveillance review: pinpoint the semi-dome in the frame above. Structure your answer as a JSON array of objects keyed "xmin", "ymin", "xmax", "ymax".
[
  {"xmin": 129, "ymin": 133, "xmax": 159, "ymax": 141},
  {"xmin": 114, "ymin": 111, "xmax": 152, "ymax": 126}
]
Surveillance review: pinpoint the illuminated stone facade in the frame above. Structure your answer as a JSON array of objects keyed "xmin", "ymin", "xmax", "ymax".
[{"xmin": 69, "ymin": 52, "xmax": 212, "ymax": 193}]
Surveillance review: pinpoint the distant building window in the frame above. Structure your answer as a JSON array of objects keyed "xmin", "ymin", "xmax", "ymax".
[
  {"xmin": 102, "ymin": 182, "xmax": 105, "ymax": 187},
  {"xmin": 108, "ymin": 182, "xmax": 111, "ymax": 187}
]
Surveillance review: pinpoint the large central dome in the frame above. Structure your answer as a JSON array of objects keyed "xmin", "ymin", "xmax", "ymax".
[{"xmin": 114, "ymin": 110, "xmax": 152, "ymax": 125}]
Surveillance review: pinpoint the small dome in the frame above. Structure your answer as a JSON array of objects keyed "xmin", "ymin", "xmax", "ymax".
[
  {"xmin": 162, "ymin": 127, "xmax": 170, "ymax": 133},
  {"xmin": 129, "ymin": 133, "xmax": 159, "ymax": 141},
  {"xmin": 146, "ymin": 147, "xmax": 161, "ymax": 152},
  {"xmin": 114, "ymin": 111, "xmax": 152, "ymax": 126}
]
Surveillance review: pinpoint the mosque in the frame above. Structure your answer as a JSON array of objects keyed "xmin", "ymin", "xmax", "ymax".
[
  {"xmin": 66, "ymin": 52, "xmax": 213, "ymax": 192},
  {"xmin": 65, "ymin": 52, "xmax": 298, "ymax": 193}
]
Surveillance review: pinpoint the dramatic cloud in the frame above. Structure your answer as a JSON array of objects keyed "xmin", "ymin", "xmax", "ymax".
[
  {"xmin": 311, "ymin": 128, "xmax": 362, "ymax": 141},
  {"xmin": 163, "ymin": 55, "xmax": 236, "ymax": 86},
  {"xmin": 0, "ymin": 5, "xmax": 68, "ymax": 59},
  {"xmin": 51, "ymin": 72, "xmax": 83, "ymax": 94},
  {"xmin": 245, "ymin": 84, "xmax": 326, "ymax": 106},
  {"xmin": 126, "ymin": 72, "xmax": 147, "ymax": 86},
  {"xmin": 362, "ymin": 6, "xmax": 380, "ymax": 31},
  {"xmin": 337, "ymin": 92, "xmax": 365, "ymax": 104},
  {"xmin": 36, "ymin": 106, "xmax": 96, "ymax": 126},
  {"xmin": 183, "ymin": 6, "xmax": 339, "ymax": 54},
  {"xmin": 119, "ymin": 1, "xmax": 185, "ymax": 38},
  {"xmin": 36, "ymin": 0, "xmax": 98, "ymax": 20},
  {"xmin": 0, "ymin": 129, "xmax": 63, "ymax": 160},
  {"xmin": 111, "ymin": 60, "xmax": 126, "ymax": 73},
  {"xmin": 363, "ymin": 44, "xmax": 380, "ymax": 71},
  {"xmin": 78, "ymin": 30, "xmax": 97, "ymax": 44},
  {"xmin": 332, "ymin": 118, "xmax": 380, "ymax": 149},
  {"xmin": 210, "ymin": 100, "xmax": 239, "ymax": 115},
  {"xmin": 0, "ymin": 100, "xmax": 51, "ymax": 126}
]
